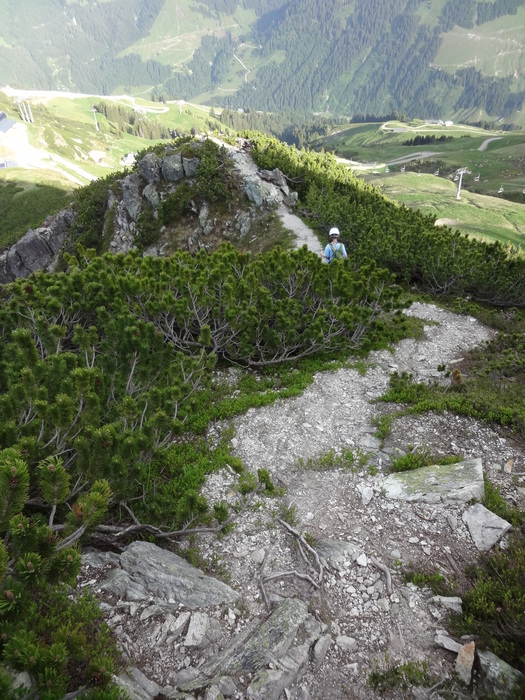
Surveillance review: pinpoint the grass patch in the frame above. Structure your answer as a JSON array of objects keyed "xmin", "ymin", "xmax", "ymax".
[
  {"xmin": 0, "ymin": 176, "xmax": 72, "ymax": 249},
  {"xmin": 368, "ymin": 658, "xmax": 437, "ymax": 695},
  {"xmin": 482, "ymin": 478, "xmax": 525, "ymax": 527},
  {"xmin": 297, "ymin": 447, "xmax": 370, "ymax": 472},
  {"xmin": 388, "ymin": 446, "xmax": 463, "ymax": 473},
  {"xmin": 402, "ymin": 566, "xmax": 456, "ymax": 596}
]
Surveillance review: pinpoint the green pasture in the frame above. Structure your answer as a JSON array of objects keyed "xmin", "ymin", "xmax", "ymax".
[
  {"xmin": 19, "ymin": 95, "xmax": 220, "ymax": 179},
  {"xmin": 364, "ymin": 171, "xmax": 525, "ymax": 248},
  {"xmin": 434, "ymin": 8, "xmax": 525, "ymax": 79},
  {"xmin": 0, "ymin": 91, "xmax": 228, "ymax": 249},
  {"xmin": 319, "ymin": 120, "xmax": 525, "ymax": 202},
  {"xmin": 121, "ymin": 1, "xmax": 257, "ymax": 68}
]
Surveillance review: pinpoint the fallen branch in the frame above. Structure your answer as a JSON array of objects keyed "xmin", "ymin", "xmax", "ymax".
[
  {"xmin": 278, "ymin": 518, "xmax": 324, "ymax": 584},
  {"xmin": 263, "ymin": 570, "xmax": 320, "ymax": 589},
  {"xmin": 396, "ymin": 621, "xmax": 404, "ymax": 649},
  {"xmin": 257, "ymin": 550, "xmax": 271, "ymax": 613},
  {"xmin": 92, "ymin": 492, "xmax": 253, "ymax": 545},
  {"xmin": 370, "ymin": 556, "xmax": 392, "ymax": 595},
  {"xmin": 443, "ymin": 550, "xmax": 462, "ymax": 577}
]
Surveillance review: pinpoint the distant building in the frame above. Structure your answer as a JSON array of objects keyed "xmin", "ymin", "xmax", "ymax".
[
  {"xmin": 0, "ymin": 112, "xmax": 16, "ymax": 133},
  {"xmin": 120, "ymin": 153, "xmax": 136, "ymax": 166},
  {"xmin": 445, "ymin": 120, "xmax": 454, "ymax": 127}
]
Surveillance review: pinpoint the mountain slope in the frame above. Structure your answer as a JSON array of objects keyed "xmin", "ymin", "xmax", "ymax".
[{"xmin": 1, "ymin": 0, "xmax": 525, "ymax": 125}]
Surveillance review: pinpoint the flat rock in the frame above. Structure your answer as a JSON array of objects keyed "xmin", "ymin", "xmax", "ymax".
[
  {"xmin": 179, "ymin": 598, "xmax": 322, "ymax": 693},
  {"xmin": 382, "ymin": 458, "xmax": 484, "ymax": 503},
  {"xmin": 100, "ymin": 541, "xmax": 240, "ymax": 608},
  {"xmin": 462, "ymin": 503, "xmax": 512, "ymax": 551}
]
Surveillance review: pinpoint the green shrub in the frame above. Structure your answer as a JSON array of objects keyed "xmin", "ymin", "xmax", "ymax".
[
  {"xmin": 133, "ymin": 204, "xmax": 161, "ymax": 250},
  {"xmin": 450, "ymin": 533, "xmax": 525, "ymax": 671},
  {"xmin": 368, "ymin": 658, "xmax": 435, "ymax": 694},
  {"xmin": 402, "ymin": 567, "xmax": 455, "ymax": 596},
  {"xmin": 0, "ymin": 450, "xmax": 123, "ymax": 698},
  {"xmin": 160, "ymin": 182, "xmax": 194, "ymax": 224},
  {"xmin": 482, "ymin": 478, "xmax": 524, "ymax": 527}
]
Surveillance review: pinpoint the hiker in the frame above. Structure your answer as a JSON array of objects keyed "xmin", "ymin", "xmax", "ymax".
[{"xmin": 323, "ymin": 227, "xmax": 347, "ymax": 263}]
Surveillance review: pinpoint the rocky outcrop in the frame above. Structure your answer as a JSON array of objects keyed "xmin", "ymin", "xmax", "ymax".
[
  {"xmin": 0, "ymin": 138, "xmax": 298, "ymax": 282},
  {"xmin": 95, "ymin": 540, "xmax": 241, "ymax": 608},
  {"xmin": 83, "ymin": 544, "xmax": 324, "ymax": 700},
  {"xmin": 0, "ymin": 208, "xmax": 75, "ymax": 283}
]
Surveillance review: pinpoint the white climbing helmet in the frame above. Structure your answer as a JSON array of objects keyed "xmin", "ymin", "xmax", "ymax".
[{"xmin": 329, "ymin": 227, "xmax": 340, "ymax": 238}]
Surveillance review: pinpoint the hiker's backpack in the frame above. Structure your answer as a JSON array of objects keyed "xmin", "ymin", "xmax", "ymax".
[{"xmin": 330, "ymin": 243, "xmax": 345, "ymax": 260}]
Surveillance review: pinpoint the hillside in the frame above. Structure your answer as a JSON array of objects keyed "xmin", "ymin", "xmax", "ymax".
[
  {"xmin": 0, "ymin": 134, "xmax": 524, "ymax": 700},
  {"xmin": 1, "ymin": 85, "xmax": 524, "ymax": 256},
  {"xmin": 312, "ymin": 118, "xmax": 525, "ymax": 246},
  {"xmin": 1, "ymin": 0, "xmax": 525, "ymax": 126}
]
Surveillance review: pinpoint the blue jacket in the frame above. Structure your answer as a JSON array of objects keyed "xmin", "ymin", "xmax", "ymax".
[{"xmin": 323, "ymin": 242, "xmax": 347, "ymax": 262}]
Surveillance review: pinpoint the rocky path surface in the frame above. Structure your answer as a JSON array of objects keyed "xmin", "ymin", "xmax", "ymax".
[{"xmin": 198, "ymin": 300, "xmax": 525, "ymax": 699}]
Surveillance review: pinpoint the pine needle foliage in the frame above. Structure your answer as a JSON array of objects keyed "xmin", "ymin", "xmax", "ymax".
[
  {"xmin": 0, "ymin": 243, "xmax": 404, "ymax": 525},
  {"xmin": 248, "ymin": 132, "xmax": 525, "ymax": 307},
  {"xmin": 0, "ymin": 449, "xmax": 121, "ymax": 698}
]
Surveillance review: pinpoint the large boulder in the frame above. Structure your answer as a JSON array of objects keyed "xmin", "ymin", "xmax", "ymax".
[
  {"xmin": 98, "ymin": 540, "xmax": 241, "ymax": 608},
  {"xmin": 138, "ymin": 153, "xmax": 161, "ymax": 183},
  {"xmin": 121, "ymin": 173, "xmax": 143, "ymax": 222},
  {"xmin": 162, "ymin": 153, "xmax": 184, "ymax": 181},
  {"xmin": 0, "ymin": 209, "xmax": 75, "ymax": 282}
]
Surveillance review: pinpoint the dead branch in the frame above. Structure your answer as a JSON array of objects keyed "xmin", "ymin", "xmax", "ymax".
[
  {"xmin": 263, "ymin": 570, "xmax": 320, "ymax": 589},
  {"xmin": 277, "ymin": 518, "xmax": 324, "ymax": 583},
  {"xmin": 412, "ymin": 505, "xmax": 435, "ymax": 522},
  {"xmin": 370, "ymin": 556, "xmax": 392, "ymax": 595},
  {"xmin": 444, "ymin": 550, "xmax": 462, "ymax": 577},
  {"xmin": 92, "ymin": 492, "xmax": 254, "ymax": 546},
  {"xmin": 257, "ymin": 550, "xmax": 271, "ymax": 613}
]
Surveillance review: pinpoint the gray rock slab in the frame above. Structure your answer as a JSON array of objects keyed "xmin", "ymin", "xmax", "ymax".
[
  {"xmin": 131, "ymin": 667, "xmax": 162, "ymax": 697},
  {"xmin": 114, "ymin": 672, "xmax": 155, "ymax": 700},
  {"xmin": 434, "ymin": 633, "xmax": 462, "ymax": 653},
  {"xmin": 143, "ymin": 182, "xmax": 160, "ymax": 208},
  {"xmin": 382, "ymin": 458, "xmax": 484, "ymax": 504},
  {"xmin": 161, "ymin": 153, "xmax": 183, "ymax": 180},
  {"xmin": 431, "ymin": 596, "xmax": 463, "ymax": 614},
  {"xmin": 139, "ymin": 153, "xmax": 160, "ymax": 183},
  {"xmin": 247, "ymin": 643, "xmax": 310, "ymax": 700},
  {"xmin": 121, "ymin": 173, "xmax": 143, "ymax": 221},
  {"xmin": 463, "ymin": 503, "xmax": 512, "ymax": 551},
  {"xmin": 182, "ymin": 157, "xmax": 199, "ymax": 177},
  {"xmin": 100, "ymin": 541, "xmax": 240, "ymax": 608},
  {"xmin": 478, "ymin": 650, "xmax": 525, "ymax": 699},
  {"xmin": 313, "ymin": 634, "xmax": 332, "ymax": 671},
  {"xmin": 179, "ymin": 599, "xmax": 321, "ymax": 692},
  {"xmin": 185, "ymin": 612, "xmax": 222, "ymax": 649},
  {"xmin": 244, "ymin": 176, "xmax": 282, "ymax": 207}
]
